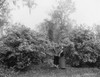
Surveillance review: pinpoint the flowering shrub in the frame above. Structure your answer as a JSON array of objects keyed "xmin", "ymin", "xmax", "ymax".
[
  {"xmin": 0, "ymin": 25, "xmax": 48, "ymax": 71},
  {"xmin": 63, "ymin": 27, "xmax": 100, "ymax": 67}
]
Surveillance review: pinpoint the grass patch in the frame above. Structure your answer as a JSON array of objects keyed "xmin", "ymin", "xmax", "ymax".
[{"xmin": 0, "ymin": 64, "xmax": 100, "ymax": 77}]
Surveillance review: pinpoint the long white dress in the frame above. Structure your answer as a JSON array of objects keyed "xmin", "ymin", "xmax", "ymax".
[{"xmin": 59, "ymin": 56, "xmax": 66, "ymax": 69}]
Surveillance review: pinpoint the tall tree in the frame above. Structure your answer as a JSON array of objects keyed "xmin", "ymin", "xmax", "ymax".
[
  {"xmin": 0, "ymin": 0, "xmax": 11, "ymax": 37},
  {"xmin": 12, "ymin": 0, "xmax": 36, "ymax": 14},
  {"xmin": 39, "ymin": 0, "xmax": 75, "ymax": 43},
  {"xmin": 0, "ymin": 0, "xmax": 36, "ymax": 37},
  {"xmin": 0, "ymin": 0, "xmax": 9, "ymax": 26}
]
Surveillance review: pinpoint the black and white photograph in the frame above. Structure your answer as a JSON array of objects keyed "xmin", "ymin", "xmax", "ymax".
[{"xmin": 0, "ymin": 0, "xmax": 100, "ymax": 77}]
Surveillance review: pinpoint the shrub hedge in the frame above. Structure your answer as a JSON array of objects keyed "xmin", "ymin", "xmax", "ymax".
[{"xmin": 0, "ymin": 25, "xmax": 100, "ymax": 71}]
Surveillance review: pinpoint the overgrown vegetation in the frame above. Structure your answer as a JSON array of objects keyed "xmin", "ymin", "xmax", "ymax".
[
  {"xmin": 1, "ymin": 23, "xmax": 100, "ymax": 72},
  {"xmin": 0, "ymin": 0, "xmax": 100, "ymax": 73},
  {"xmin": 64, "ymin": 27, "xmax": 100, "ymax": 67}
]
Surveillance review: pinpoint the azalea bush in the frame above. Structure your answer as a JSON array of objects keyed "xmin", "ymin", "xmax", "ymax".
[
  {"xmin": 1, "ymin": 23, "xmax": 100, "ymax": 71},
  {"xmin": 62, "ymin": 26, "xmax": 100, "ymax": 67},
  {"xmin": 0, "ymin": 25, "xmax": 49, "ymax": 71}
]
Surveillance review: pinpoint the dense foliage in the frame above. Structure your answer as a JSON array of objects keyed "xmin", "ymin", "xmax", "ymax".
[
  {"xmin": 0, "ymin": 23, "xmax": 100, "ymax": 72},
  {"xmin": 0, "ymin": 25, "xmax": 50, "ymax": 71},
  {"xmin": 1, "ymin": 0, "xmax": 100, "ymax": 72},
  {"xmin": 62, "ymin": 27, "xmax": 100, "ymax": 67}
]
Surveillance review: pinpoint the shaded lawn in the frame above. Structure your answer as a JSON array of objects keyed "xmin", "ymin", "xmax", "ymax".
[{"xmin": 0, "ymin": 64, "xmax": 100, "ymax": 77}]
